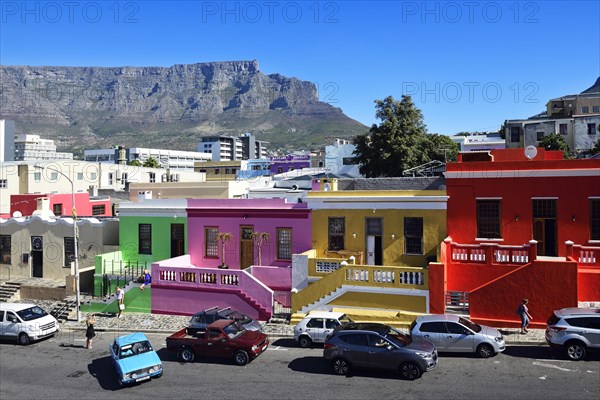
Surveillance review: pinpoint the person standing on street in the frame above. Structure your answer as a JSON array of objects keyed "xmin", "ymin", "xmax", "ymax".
[
  {"xmin": 516, "ymin": 298, "xmax": 532, "ymax": 333},
  {"xmin": 116, "ymin": 286, "xmax": 125, "ymax": 319},
  {"xmin": 85, "ymin": 314, "xmax": 96, "ymax": 349}
]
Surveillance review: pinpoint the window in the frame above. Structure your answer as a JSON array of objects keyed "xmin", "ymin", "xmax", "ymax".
[
  {"xmin": 0, "ymin": 235, "xmax": 11, "ymax": 264},
  {"xmin": 277, "ymin": 167, "xmax": 283, "ymax": 173},
  {"xmin": 306, "ymin": 318, "xmax": 324, "ymax": 329},
  {"xmin": 404, "ymin": 217, "xmax": 423, "ymax": 254},
  {"xmin": 591, "ymin": 199, "xmax": 600, "ymax": 241},
  {"xmin": 532, "ymin": 199, "xmax": 556, "ymax": 218},
  {"xmin": 0, "ymin": 179, "xmax": 7, "ymax": 188},
  {"xmin": 594, "ymin": 106, "xmax": 600, "ymax": 113},
  {"xmin": 419, "ymin": 322, "xmax": 448, "ymax": 333},
  {"xmin": 340, "ymin": 333, "xmax": 368, "ymax": 346},
  {"xmin": 51, "ymin": 172, "xmax": 58, "ymax": 180},
  {"xmin": 53, "ymin": 203, "xmax": 63, "ymax": 216},
  {"xmin": 205, "ymin": 227, "xmax": 219, "ymax": 257},
  {"xmin": 64, "ymin": 237, "xmax": 75, "ymax": 267},
  {"xmin": 149, "ymin": 172, "xmax": 155, "ymax": 183},
  {"xmin": 587, "ymin": 124, "xmax": 597, "ymax": 135},
  {"xmin": 77, "ymin": 172, "xmax": 84, "ymax": 180},
  {"xmin": 366, "ymin": 218, "xmax": 382, "ymax": 235},
  {"xmin": 276, "ymin": 228, "xmax": 292, "ymax": 260},
  {"xmin": 446, "ymin": 322, "xmax": 469, "ymax": 335},
  {"xmin": 510, "ymin": 126, "xmax": 520, "ymax": 143},
  {"xmin": 225, "ymin": 169, "xmax": 230, "ymax": 174},
  {"xmin": 108, "ymin": 173, "xmax": 113, "ymax": 185},
  {"xmin": 90, "ymin": 172, "xmax": 97, "ymax": 180},
  {"xmin": 214, "ymin": 169, "xmax": 220, "ymax": 175},
  {"xmin": 325, "ymin": 319, "xmax": 340, "ymax": 329},
  {"xmin": 559, "ymin": 123, "xmax": 568, "ymax": 135},
  {"xmin": 121, "ymin": 173, "xmax": 128, "ymax": 183},
  {"xmin": 34, "ymin": 172, "xmax": 41, "ymax": 182},
  {"xmin": 477, "ymin": 200, "xmax": 501, "ymax": 239},
  {"xmin": 138, "ymin": 224, "xmax": 152, "ymax": 254},
  {"xmin": 92, "ymin": 205, "xmax": 105, "ymax": 215},
  {"xmin": 536, "ymin": 131, "xmax": 545, "ymax": 142},
  {"xmin": 581, "ymin": 106, "xmax": 589, "ymax": 113},
  {"xmin": 342, "ymin": 157, "xmax": 358, "ymax": 165},
  {"xmin": 328, "ymin": 217, "xmax": 345, "ymax": 251}
]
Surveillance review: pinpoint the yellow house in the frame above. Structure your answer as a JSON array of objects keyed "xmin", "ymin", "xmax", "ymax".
[{"xmin": 291, "ymin": 190, "xmax": 448, "ymax": 325}]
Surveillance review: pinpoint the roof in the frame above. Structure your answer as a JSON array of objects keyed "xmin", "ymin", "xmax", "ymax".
[
  {"xmin": 115, "ymin": 332, "xmax": 149, "ymax": 346},
  {"xmin": 0, "ymin": 303, "xmax": 38, "ymax": 311},
  {"xmin": 556, "ymin": 308, "xmax": 600, "ymax": 316},
  {"xmin": 304, "ymin": 311, "xmax": 347, "ymax": 319},
  {"xmin": 416, "ymin": 314, "xmax": 460, "ymax": 322}
]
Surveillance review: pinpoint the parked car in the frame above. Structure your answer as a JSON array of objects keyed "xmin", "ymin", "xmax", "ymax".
[
  {"xmin": 545, "ymin": 307, "xmax": 600, "ymax": 360},
  {"xmin": 0, "ymin": 303, "xmax": 60, "ymax": 345},
  {"xmin": 294, "ymin": 311, "xmax": 354, "ymax": 348},
  {"xmin": 166, "ymin": 319, "xmax": 269, "ymax": 366},
  {"xmin": 188, "ymin": 306, "xmax": 262, "ymax": 335},
  {"xmin": 323, "ymin": 322, "xmax": 437, "ymax": 380},
  {"xmin": 109, "ymin": 332, "xmax": 163, "ymax": 386},
  {"xmin": 409, "ymin": 314, "xmax": 505, "ymax": 358}
]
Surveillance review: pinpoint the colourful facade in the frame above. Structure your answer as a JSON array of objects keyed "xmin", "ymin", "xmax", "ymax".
[
  {"xmin": 431, "ymin": 148, "xmax": 600, "ymax": 328},
  {"xmin": 10, "ymin": 193, "xmax": 112, "ymax": 218}
]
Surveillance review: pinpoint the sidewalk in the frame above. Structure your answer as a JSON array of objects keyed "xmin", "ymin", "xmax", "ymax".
[{"xmin": 62, "ymin": 311, "xmax": 548, "ymax": 345}]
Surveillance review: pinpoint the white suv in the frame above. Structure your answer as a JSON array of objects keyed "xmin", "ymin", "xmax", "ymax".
[
  {"xmin": 293, "ymin": 311, "xmax": 353, "ymax": 348},
  {"xmin": 545, "ymin": 307, "xmax": 600, "ymax": 360}
]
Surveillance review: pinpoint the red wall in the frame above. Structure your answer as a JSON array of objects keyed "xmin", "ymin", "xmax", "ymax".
[
  {"xmin": 428, "ymin": 262, "xmax": 446, "ymax": 314},
  {"xmin": 10, "ymin": 193, "xmax": 111, "ymax": 217},
  {"xmin": 447, "ymin": 263, "xmax": 518, "ymax": 292},
  {"xmin": 469, "ymin": 260, "xmax": 578, "ymax": 328},
  {"xmin": 578, "ymin": 267, "xmax": 600, "ymax": 301}
]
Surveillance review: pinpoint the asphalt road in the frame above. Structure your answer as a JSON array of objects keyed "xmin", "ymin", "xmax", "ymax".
[{"xmin": 1, "ymin": 331, "xmax": 599, "ymax": 400}]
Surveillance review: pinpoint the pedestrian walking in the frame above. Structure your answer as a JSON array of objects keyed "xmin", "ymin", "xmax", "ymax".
[
  {"xmin": 516, "ymin": 298, "xmax": 532, "ymax": 333},
  {"xmin": 85, "ymin": 314, "xmax": 96, "ymax": 349},
  {"xmin": 116, "ymin": 286, "xmax": 125, "ymax": 319},
  {"xmin": 140, "ymin": 269, "xmax": 151, "ymax": 291}
]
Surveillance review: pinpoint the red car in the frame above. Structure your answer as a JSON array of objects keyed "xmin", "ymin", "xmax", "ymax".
[{"xmin": 166, "ymin": 319, "xmax": 269, "ymax": 366}]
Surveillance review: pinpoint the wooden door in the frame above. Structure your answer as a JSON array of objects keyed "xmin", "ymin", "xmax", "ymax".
[{"xmin": 240, "ymin": 226, "xmax": 254, "ymax": 269}]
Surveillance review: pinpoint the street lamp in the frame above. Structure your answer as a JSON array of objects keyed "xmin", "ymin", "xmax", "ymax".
[{"xmin": 34, "ymin": 165, "xmax": 80, "ymax": 322}]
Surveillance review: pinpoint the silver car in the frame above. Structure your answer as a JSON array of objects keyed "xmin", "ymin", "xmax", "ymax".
[
  {"xmin": 410, "ymin": 314, "xmax": 505, "ymax": 358},
  {"xmin": 546, "ymin": 307, "xmax": 600, "ymax": 360}
]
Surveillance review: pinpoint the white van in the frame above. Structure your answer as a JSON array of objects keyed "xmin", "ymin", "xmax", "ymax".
[{"xmin": 0, "ymin": 303, "xmax": 60, "ymax": 345}]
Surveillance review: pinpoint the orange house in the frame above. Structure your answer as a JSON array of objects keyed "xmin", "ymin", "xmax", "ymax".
[{"xmin": 429, "ymin": 148, "xmax": 600, "ymax": 328}]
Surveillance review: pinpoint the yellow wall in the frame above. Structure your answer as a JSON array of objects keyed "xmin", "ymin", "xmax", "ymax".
[
  {"xmin": 329, "ymin": 292, "xmax": 427, "ymax": 313},
  {"xmin": 309, "ymin": 191, "xmax": 447, "ymax": 267}
]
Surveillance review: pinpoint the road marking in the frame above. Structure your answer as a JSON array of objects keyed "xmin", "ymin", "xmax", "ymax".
[
  {"xmin": 268, "ymin": 346, "xmax": 288, "ymax": 351},
  {"xmin": 532, "ymin": 361, "xmax": 574, "ymax": 372}
]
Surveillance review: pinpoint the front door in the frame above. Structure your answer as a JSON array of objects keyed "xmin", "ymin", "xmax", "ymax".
[
  {"xmin": 171, "ymin": 224, "xmax": 185, "ymax": 258},
  {"xmin": 532, "ymin": 199, "xmax": 557, "ymax": 256},
  {"xmin": 31, "ymin": 236, "xmax": 43, "ymax": 278},
  {"xmin": 366, "ymin": 218, "xmax": 383, "ymax": 265},
  {"xmin": 240, "ymin": 226, "xmax": 254, "ymax": 269}
]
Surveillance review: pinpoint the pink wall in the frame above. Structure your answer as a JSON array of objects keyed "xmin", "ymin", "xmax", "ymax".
[
  {"xmin": 10, "ymin": 193, "xmax": 112, "ymax": 217},
  {"xmin": 249, "ymin": 266, "xmax": 292, "ymax": 290},
  {"xmin": 187, "ymin": 199, "xmax": 311, "ymax": 269}
]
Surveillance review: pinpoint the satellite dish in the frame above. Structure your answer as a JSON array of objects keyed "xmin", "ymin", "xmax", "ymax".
[
  {"xmin": 12, "ymin": 211, "xmax": 22, "ymax": 218},
  {"xmin": 524, "ymin": 145, "xmax": 537, "ymax": 160}
]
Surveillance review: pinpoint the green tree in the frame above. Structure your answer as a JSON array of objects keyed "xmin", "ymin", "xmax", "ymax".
[
  {"xmin": 128, "ymin": 159, "xmax": 142, "ymax": 167},
  {"xmin": 142, "ymin": 157, "xmax": 161, "ymax": 168},
  {"xmin": 498, "ymin": 121, "xmax": 508, "ymax": 140},
  {"xmin": 538, "ymin": 134, "xmax": 572, "ymax": 159},
  {"xmin": 591, "ymin": 139, "xmax": 600, "ymax": 155},
  {"xmin": 353, "ymin": 95, "xmax": 457, "ymax": 176}
]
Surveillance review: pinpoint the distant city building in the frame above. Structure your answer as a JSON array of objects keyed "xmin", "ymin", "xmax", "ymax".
[
  {"xmin": 14, "ymin": 133, "xmax": 73, "ymax": 161},
  {"xmin": 0, "ymin": 119, "xmax": 15, "ymax": 162},
  {"xmin": 198, "ymin": 133, "xmax": 268, "ymax": 161},
  {"xmin": 451, "ymin": 132, "xmax": 505, "ymax": 152},
  {"xmin": 505, "ymin": 79, "xmax": 600, "ymax": 152},
  {"xmin": 84, "ymin": 147, "xmax": 211, "ymax": 170},
  {"xmin": 270, "ymin": 154, "xmax": 311, "ymax": 174}
]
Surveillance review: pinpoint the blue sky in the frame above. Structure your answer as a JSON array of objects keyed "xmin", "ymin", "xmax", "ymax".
[{"xmin": 1, "ymin": 1, "xmax": 598, "ymax": 135}]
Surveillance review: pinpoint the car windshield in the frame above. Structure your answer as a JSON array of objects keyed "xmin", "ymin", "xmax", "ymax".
[
  {"xmin": 384, "ymin": 326, "xmax": 411, "ymax": 346},
  {"xmin": 458, "ymin": 317, "xmax": 481, "ymax": 333},
  {"xmin": 223, "ymin": 323, "xmax": 245, "ymax": 339},
  {"xmin": 119, "ymin": 340, "xmax": 153, "ymax": 359},
  {"xmin": 340, "ymin": 315, "xmax": 353, "ymax": 324},
  {"xmin": 17, "ymin": 306, "xmax": 48, "ymax": 321}
]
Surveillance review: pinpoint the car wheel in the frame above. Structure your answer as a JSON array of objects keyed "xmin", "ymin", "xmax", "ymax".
[
  {"xmin": 179, "ymin": 346, "xmax": 195, "ymax": 363},
  {"xmin": 399, "ymin": 362, "xmax": 422, "ymax": 380},
  {"xmin": 565, "ymin": 341, "xmax": 587, "ymax": 361},
  {"xmin": 477, "ymin": 343, "xmax": 494, "ymax": 358},
  {"xmin": 332, "ymin": 358, "xmax": 351, "ymax": 376},
  {"xmin": 18, "ymin": 333, "xmax": 30, "ymax": 346},
  {"xmin": 298, "ymin": 336, "xmax": 312, "ymax": 348},
  {"xmin": 234, "ymin": 350, "xmax": 250, "ymax": 366}
]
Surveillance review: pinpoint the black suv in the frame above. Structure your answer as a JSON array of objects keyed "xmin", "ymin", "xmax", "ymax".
[
  {"xmin": 188, "ymin": 307, "xmax": 263, "ymax": 335},
  {"xmin": 323, "ymin": 322, "xmax": 437, "ymax": 380}
]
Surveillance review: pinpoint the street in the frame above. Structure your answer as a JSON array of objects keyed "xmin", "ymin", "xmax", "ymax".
[{"xmin": 1, "ymin": 331, "xmax": 599, "ymax": 400}]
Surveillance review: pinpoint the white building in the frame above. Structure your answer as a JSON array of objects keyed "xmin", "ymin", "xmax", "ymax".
[
  {"xmin": 83, "ymin": 147, "xmax": 212, "ymax": 170},
  {"xmin": 198, "ymin": 133, "xmax": 269, "ymax": 161},
  {"xmin": 451, "ymin": 132, "xmax": 506, "ymax": 152},
  {"xmin": 0, "ymin": 120, "xmax": 15, "ymax": 162},
  {"xmin": 14, "ymin": 134, "xmax": 73, "ymax": 161},
  {"xmin": 325, "ymin": 139, "xmax": 362, "ymax": 178}
]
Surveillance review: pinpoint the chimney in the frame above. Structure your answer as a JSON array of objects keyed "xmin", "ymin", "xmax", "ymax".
[{"xmin": 32, "ymin": 197, "xmax": 55, "ymax": 218}]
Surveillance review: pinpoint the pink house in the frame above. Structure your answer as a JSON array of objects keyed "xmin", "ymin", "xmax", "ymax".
[
  {"xmin": 10, "ymin": 193, "xmax": 112, "ymax": 217},
  {"xmin": 151, "ymin": 198, "xmax": 312, "ymax": 320}
]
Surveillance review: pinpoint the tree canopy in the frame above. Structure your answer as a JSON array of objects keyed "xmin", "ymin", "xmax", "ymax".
[
  {"xmin": 353, "ymin": 95, "xmax": 458, "ymax": 177},
  {"xmin": 538, "ymin": 134, "xmax": 572, "ymax": 159},
  {"xmin": 142, "ymin": 157, "xmax": 161, "ymax": 168}
]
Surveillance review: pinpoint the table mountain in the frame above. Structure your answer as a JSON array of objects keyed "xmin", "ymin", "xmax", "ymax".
[{"xmin": 0, "ymin": 60, "xmax": 367, "ymax": 154}]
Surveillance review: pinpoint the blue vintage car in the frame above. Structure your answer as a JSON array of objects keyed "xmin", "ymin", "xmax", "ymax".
[{"xmin": 109, "ymin": 332, "xmax": 163, "ymax": 386}]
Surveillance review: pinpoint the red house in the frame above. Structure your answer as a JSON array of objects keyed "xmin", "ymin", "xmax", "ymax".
[
  {"xmin": 9, "ymin": 193, "xmax": 112, "ymax": 218},
  {"xmin": 429, "ymin": 148, "xmax": 600, "ymax": 328}
]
